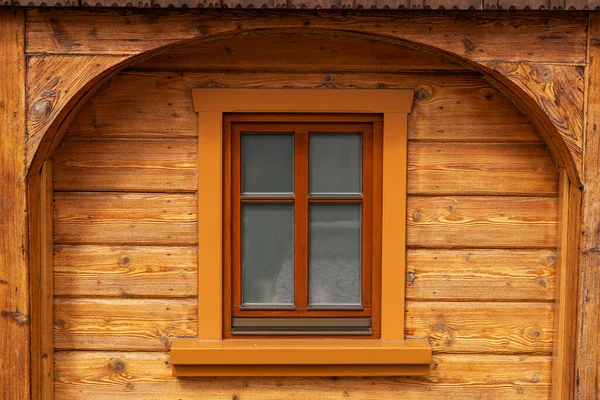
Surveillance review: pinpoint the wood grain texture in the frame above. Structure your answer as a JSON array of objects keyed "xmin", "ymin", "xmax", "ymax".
[
  {"xmin": 25, "ymin": 10, "xmax": 586, "ymax": 65},
  {"xmin": 54, "ymin": 298, "xmax": 197, "ymax": 350},
  {"xmin": 405, "ymin": 302, "xmax": 553, "ymax": 354},
  {"xmin": 552, "ymin": 172, "xmax": 581, "ymax": 400},
  {"xmin": 483, "ymin": 62, "xmax": 584, "ymax": 182},
  {"xmin": 53, "ymin": 193, "xmax": 198, "ymax": 245},
  {"xmin": 53, "ymin": 138, "xmax": 198, "ymax": 192},
  {"xmin": 28, "ymin": 170, "xmax": 42, "ymax": 400},
  {"xmin": 406, "ymin": 249, "xmax": 556, "ymax": 301},
  {"xmin": 54, "ymin": 245, "xmax": 198, "ymax": 297},
  {"xmin": 67, "ymin": 70, "xmax": 542, "ymax": 143},
  {"xmin": 577, "ymin": 14, "xmax": 600, "ymax": 400},
  {"xmin": 26, "ymin": 55, "xmax": 128, "ymax": 170},
  {"xmin": 131, "ymin": 30, "xmax": 467, "ymax": 72},
  {"xmin": 54, "ymin": 351, "xmax": 551, "ymax": 399},
  {"xmin": 407, "ymin": 142, "xmax": 558, "ymax": 196},
  {"xmin": 407, "ymin": 196, "xmax": 557, "ymax": 249},
  {"xmin": 0, "ymin": 9, "xmax": 29, "ymax": 400},
  {"xmin": 52, "ymin": 297, "xmax": 552, "ymax": 354}
]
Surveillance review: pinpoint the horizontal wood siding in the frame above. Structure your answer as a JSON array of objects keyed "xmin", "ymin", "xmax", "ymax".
[
  {"xmin": 54, "ymin": 352, "xmax": 552, "ymax": 399},
  {"xmin": 52, "ymin": 32, "xmax": 558, "ymax": 398}
]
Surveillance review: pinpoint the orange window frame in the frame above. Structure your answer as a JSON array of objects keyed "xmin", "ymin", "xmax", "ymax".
[
  {"xmin": 170, "ymin": 89, "xmax": 432, "ymax": 377},
  {"xmin": 223, "ymin": 116, "xmax": 382, "ymax": 338}
]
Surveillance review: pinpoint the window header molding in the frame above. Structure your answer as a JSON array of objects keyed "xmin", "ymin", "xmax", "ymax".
[
  {"xmin": 191, "ymin": 89, "xmax": 414, "ymax": 114},
  {"xmin": 171, "ymin": 88, "xmax": 431, "ymax": 377}
]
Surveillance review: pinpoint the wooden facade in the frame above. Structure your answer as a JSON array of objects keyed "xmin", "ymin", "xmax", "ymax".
[{"xmin": 1, "ymin": 6, "xmax": 599, "ymax": 399}]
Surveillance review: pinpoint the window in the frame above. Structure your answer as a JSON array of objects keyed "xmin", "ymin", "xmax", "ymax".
[
  {"xmin": 170, "ymin": 89, "xmax": 431, "ymax": 377},
  {"xmin": 224, "ymin": 116, "xmax": 382, "ymax": 338}
]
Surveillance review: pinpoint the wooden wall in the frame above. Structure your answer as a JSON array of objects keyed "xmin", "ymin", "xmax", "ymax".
[{"xmin": 51, "ymin": 31, "xmax": 558, "ymax": 398}]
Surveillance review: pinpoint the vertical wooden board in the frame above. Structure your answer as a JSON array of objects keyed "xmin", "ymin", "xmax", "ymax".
[
  {"xmin": 40, "ymin": 162, "xmax": 54, "ymax": 399},
  {"xmin": 28, "ymin": 172, "xmax": 42, "ymax": 400},
  {"xmin": 552, "ymin": 174, "xmax": 581, "ymax": 400},
  {"xmin": 0, "ymin": 8, "xmax": 29, "ymax": 400},
  {"xmin": 407, "ymin": 196, "xmax": 558, "ymax": 249},
  {"xmin": 577, "ymin": 14, "xmax": 600, "ymax": 400},
  {"xmin": 405, "ymin": 302, "xmax": 554, "ymax": 354},
  {"xmin": 54, "ymin": 351, "xmax": 551, "ymax": 399},
  {"xmin": 52, "ymin": 139, "xmax": 199, "ymax": 192},
  {"xmin": 53, "ymin": 193, "xmax": 198, "ymax": 245},
  {"xmin": 53, "ymin": 245, "xmax": 198, "ymax": 297},
  {"xmin": 406, "ymin": 249, "xmax": 556, "ymax": 301},
  {"xmin": 54, "ymin": 298, "xmax": 197, "ymax": 351}
]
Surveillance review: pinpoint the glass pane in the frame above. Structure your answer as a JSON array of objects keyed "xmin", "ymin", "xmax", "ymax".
[
  {"xmin": 310, "ymin": 134, "xmax": 361, "ymax": 195},
  {"xmin": 309, "ymin": 204, "xmax": 361, "ymax": 306},
  {"xmin": 242, "ymin": 203, "xmax": 294, "ymax": 306},
  {"xmin": 242, "ymin": 133, "xmax": 293, "ymax": 195}
]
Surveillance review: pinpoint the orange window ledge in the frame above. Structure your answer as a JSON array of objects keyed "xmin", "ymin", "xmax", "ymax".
[{"xmin": 170, "ymin": 338, "xmax": 432, "ymax": 377}]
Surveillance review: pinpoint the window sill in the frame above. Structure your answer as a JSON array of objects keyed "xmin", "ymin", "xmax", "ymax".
[{"xmin": 170, "ymin": 338, "xmax": 432, "ymax": 377}]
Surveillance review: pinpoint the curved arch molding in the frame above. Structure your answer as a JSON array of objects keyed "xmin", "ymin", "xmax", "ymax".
[{"xmin": 25, "ymin": 9, "xmax": 586, "ymax": 183}]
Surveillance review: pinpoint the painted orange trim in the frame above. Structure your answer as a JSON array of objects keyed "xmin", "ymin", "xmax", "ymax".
[
  {"xmin": 381, "ymin": 113, "xmax": 408, "ymax": 341},
  {"xmin": 197, "ymin": 111, "xmax": 223, "ymax": 341},
  {"xmin": 172, "ymin": 364, "xmax": 430, "ymax": 377},
  {"xmin": 183, "ymin": 88, "xmax": 424, "ymax": 376},
  {"xmin": 192, "ymin": 89, "xmax": 414, "ymax": 114},
  {"xmin": 171, "ymin": 338, "xmax": 431, "ymax": 376}
]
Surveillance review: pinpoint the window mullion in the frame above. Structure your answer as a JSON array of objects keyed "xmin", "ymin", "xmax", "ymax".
[{"xmin": 294, "ymin": 131, "xmax": 309, "ymax": 310}]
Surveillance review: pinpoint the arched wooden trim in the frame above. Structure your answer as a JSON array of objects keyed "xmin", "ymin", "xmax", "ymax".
[{"xmin": 26, "ymin": 26, "xmax": 581, "ymax": 185}]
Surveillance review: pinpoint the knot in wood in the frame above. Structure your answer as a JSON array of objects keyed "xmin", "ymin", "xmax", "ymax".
[
  {"xmin": 118, "ymin": 256, "xmax": 132, "ymax": 267},
  {"xmin": 111, "ymin": 358, "xmax": 127, "ymax": 373},
  {"xmin": 532, "ymin": 65, "xmax": 552, "ymax": 84},
  {"xmin": 412, "ymin": 211, "xmax": 421, "ymax": 222},
  {"xmin": 415, "ymin": 88, "xmax": 430, "ymax": 101},
  {"xmin": 529, "ymin": 327, "xmax": 542, "ymax": 339},
  {"xmin": 406, "ymin": 271, "xmax": 417, "ymax": 284},
  {"xmin": 29, "ymin": 99, "xmax": 52, "ymax": 121},
  {"xmin": 55, "ymin": 319, "xmax": 66, "ymax": 328}
]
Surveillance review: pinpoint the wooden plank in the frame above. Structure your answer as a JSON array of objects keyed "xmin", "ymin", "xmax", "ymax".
[
  {"xmin": 131, "ymin": 31, "xmax": 467, "ymax": 72},
  {"xmin": 406, "ymin": 249, "xmax": 556, "ymax": 301},
  {"xmin": 40, "ymin": 162, "xmax": 54, "ymax": 399},
  {"xmin": 53, "ymin": 138, "xmax": 198, "ymax": 192},
  {"xmin": 25, "ymin": 10, "xmax": 586, "ymax": 65},
  {"xmin": 0, "ymin": 9, "xmax": 29, "ymax": 400},
  {"xmin": 28, "ymin": 171, "xmax": 42, "ymax": 400},
  {"xmin": 407, "ymin": 196, "xmax": 558, "ymax": 249},
  {"xmin": 26, "ymin": 55, "xmax": 128, "ymax": 170},
  {"xmin": 407, "ymin": 142, "xmax": 558, "ymax": 196},
  {"xmin": 53, "ymin": 297, "xmax": 551, "ymax": 354},
  {"xmin": 576, "ymin": 13, "xmax": 600, "ymax": 400},
  {"xmin": 53, "ymin": 193, "xmax": 198, "ymax": 245},
  {"xmin": 54, "ymin": 298, "xmax": 197, "ymax": 351},
  {"xmin": 552, "ymin": 171, "xmax": 581, "ymax": 399},
  {"xmin": 66, "ymin": 71, "xmax": 542, "ymax": 143},
  {"xmin": 54, "ymin": 351, "xmax": 551, "ymax": 398},
  {"xmin": 53, "ymin": 245, "xmax": 198, "ymax": 297},
  {"xmin": 405, "ymin": 301, "xmax": 554, "ymax": 354}
]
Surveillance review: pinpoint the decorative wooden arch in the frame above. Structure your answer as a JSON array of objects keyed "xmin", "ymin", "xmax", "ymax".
[
  {"xmin": 22, "ymin": 12, "xmax": 583, "ymax": 399},
  {"xmin": 25, "ymin": 11, "xmax": 584, "ymax": 184}
]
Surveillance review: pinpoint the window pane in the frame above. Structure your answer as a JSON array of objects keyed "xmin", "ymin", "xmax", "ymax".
[
  {"xmin": 242, "ymin": 203, "xmax": 294, "ymax": 306},
  {"xmin": 242, "ymin": 133, "xmax": 293, "ymax": 195},
  {"xmin": 309, "ymin": 134, "xmax": 361, "ymax": 195},
  {"xmin": 309, "ymin": 203, "xmax": 361, "ymax": 306}
]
